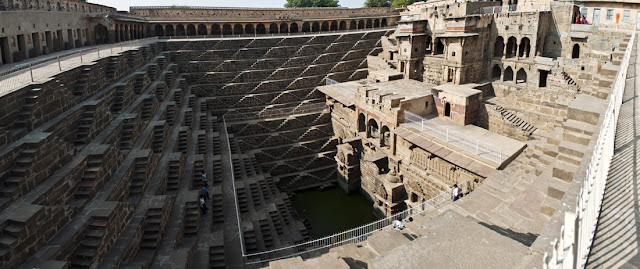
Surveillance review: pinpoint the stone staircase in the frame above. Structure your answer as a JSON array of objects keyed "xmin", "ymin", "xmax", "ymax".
[
  {"xmin": 73, "ymin": 67, "xmax": 92, "ymax": 96},
  {"xmin": 14, "ymin": 88, "xmax": 41, "ymax": 130},
  {"xmin": 70, "ymin": 217, "xmax": 109, "ymax": 268},
  {"xmin": 494, "ymin": 105, "xmax": 537, "ymax": 136},
  {"xmin": 74, "ymin": 105, "xmax": 97, "ymax": 146}
]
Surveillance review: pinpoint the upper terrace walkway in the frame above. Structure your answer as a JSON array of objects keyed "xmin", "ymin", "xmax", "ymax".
[{"xmin": 587, "ymin": 36, "xmax": 640, "ymax": 268}]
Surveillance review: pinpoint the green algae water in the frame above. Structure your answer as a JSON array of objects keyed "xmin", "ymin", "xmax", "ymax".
[{"xmin": 293, "ymin": 186, "xmax": 374, "ymax": 239}]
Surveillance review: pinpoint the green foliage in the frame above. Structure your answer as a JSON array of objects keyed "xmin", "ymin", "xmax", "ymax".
[
  {"xmin": 364, "ymin": 0, "xmax": 391, "ymax": 7},
  {"xmin": 284, "ymin": 0, "xmax": 340, "ymax": 8},
  {"xmin": 391, "ymin": 0, "xmax": 415, "ymax": 7}
]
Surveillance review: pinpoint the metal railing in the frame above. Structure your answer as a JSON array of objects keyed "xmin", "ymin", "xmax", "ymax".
[
  {"xmin": 543, "ymin": 32, "xmax": 636, "ymax": 269},
  {"xmin": 160, "ymin": 26, "xmax": 395, "ymax": 41},
  {"xmin": 131, "ymin": 6, "xmax": 365, "ymax": 10},
  {"xmin": 325, "ymin": 77, "xmax": 354, "ymax": 92},
  {"xmin": 0, "ymin": 37, "xmax": 159, "ymax": 97},
  {"xmin": 243, "ymin": 191, "xmax": 450, "ymax": 264},
  {"xmin": 221, "ymin": 115, "xmax": 246, "ymax": 257},
  {"xmin": 225, "ymin": 102, "xmax": 327, "ymax": 121},
  {"xmin": 403, "ymin": 111, "xmax": 503, "ymax": 165}
]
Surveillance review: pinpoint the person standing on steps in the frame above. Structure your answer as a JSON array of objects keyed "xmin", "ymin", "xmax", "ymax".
[
  {"xmin": 452, "ymin": 184, "xmax": 462, "ymax": 202},
  {"xmin": 202, "ymin": 183, "xmax": 210, "ymax": 201},
  {"xmin": 199, "ymin": 194, "xmax": 207, "ymax": 214},
  {"xmin": 201, "ymin": 172, "xmax": 207, "ymax": 184}
]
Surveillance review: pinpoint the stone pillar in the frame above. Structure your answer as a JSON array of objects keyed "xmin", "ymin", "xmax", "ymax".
[{"xmin": 502, "ymin": 42, "xmax": 507, "ymax": 59}]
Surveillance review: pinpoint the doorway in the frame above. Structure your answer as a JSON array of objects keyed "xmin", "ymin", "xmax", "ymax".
[
  {"xmin": 17, "ymin": 34, "xmax": 27, "ymax": 60},
  {"xmin": 45, "ymin": 31, "xmax": 52, "ymax": 54},
  {"xmin": 67, "ymin": 29, "xmax": 74, "ymax": 48},
  {"xmin": 444, "ymin": 103, "xmax": 451, "ymax": 117},
  {"xmin": 593, "ymin": 9, "xmax": 601, "ymax": 25},
  {"xmin": 31, "ymin": 33, "xmax": 41, "ymax": 57},
  {"xmin": 0, "ymin": 37, "xmax": 10, "ymax": 64},
  {"xmin": 539, "ymin": 70, "xmax": 549, "ymax": 88}
]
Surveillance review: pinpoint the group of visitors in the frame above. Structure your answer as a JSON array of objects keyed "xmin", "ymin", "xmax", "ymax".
[
  {"xmin": 199, "ymin": 172, "xmax": 209, "ymax": 214},
  {"xmin": 575, "ymin": 12, "xmax": 588, "ymax": 24}
]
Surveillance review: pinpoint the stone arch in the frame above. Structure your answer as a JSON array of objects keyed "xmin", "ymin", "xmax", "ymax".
[
  {"xmin": 518, "ymin": 37, "xmax": 531, "ymax": 57},
  {"xmin": 330, "ymin": 21, "xmax": 338, "ymax": 31},
  {"xmin": 506, "ymin": 36, "xmax": 517, "ymax": 58},
  {"xmin": 358, "ymin": 20, "xmax": 365, "ymax": 29},
  {"xmin": 115, "ymin": 24, "xmax": 120, "ymax": 41},
  {"xmin": 124, "ymin": 25, "xmax": 129, "ymax": 40},
  {"xmin": 94, "ymin": 24, "xmax": 108, "ymax": 44},
  {"xmin": 165, "ymin": 25, "xmax": 175, "ymax": 36},
  {"xmin": 280, "ymin": 23, "xmax": 288, "ymax": 33},
  {"xmin": 197, "ymin": 24, "xmax": 207, "ymax": 35},
  {"xmin": 233, "ymin": 24, "xmax": 243, "ymax": 35},
  {"xmin": 154, "ymin": 24, "xmax": 164, "ymax": 36},
  {"xmin": 257, "ymin": 24, "xmax": 266, "ymax": 34},
  {"xmin": 290, "ymin": 23, "xmax": 299, "ymax": 33},
  {"xmin": 176, "ymin": 25, "xmax": 185, "ymax": 36},
  {"xmin": 358, "ymin": 113, "xmax": 366, "ymax": 132},
  {"xmin": 380, "ymin": 125, "xmax": 390, "ymax": 147},
  {"xmin": 572, "ymin": 44, "xmax": 580, "ymax": 59},
  {"xmin": 312, "ymin": 22, "xmax": 320, "ymax": 32},
  {"xmin": 211, "ymin": 24, "xmax": 221, "ymax": 35},
  {"xmin": 245, "ymin": 24, "xmax": 255, "ymax": 35},
  {"xmin": 366, "ymin": 19, "xmax": 373, "ymax": 28},
  {"xmin": 494, "ymin": 36, "xmax": 504, "ymax": 57},
  {"xmin": 504, "ymin": 66, "xmax": 514, "ymax": 81},
  {"xmin": 302, "ymin": 22, "xmax": 310, "ymax": 32},
  {"xmin": 350, "ymin": 20, "xmax": 357, "ymax": 30},
  {"xmin": 321, "ymin": 21, "xmax": 329, "ymax": 31},
  {"xmin": 145, "ymin": 25, "xmax": 151, "ymax": 37},
  {"xmin": 382, "ymin": 18, "xmax": 388, "ymax": 27},
  {"xmin": 223, "ymin": 24, "xmax": 232, "ymax": 35},
  {"xmin": 374, "ymin": 19, "xmax": 380, "ymax": 28},
  {"xmin": 339, "ymin": 21, "xmax": 347, "ymax": 30},
  {"xmin": 516, "ymin": 68, "xmax": 527, "ymax": 83},
  {"xmin": 269, "ymin": 23, "xmax": 278, "ymax": 34},
  {"xmin": 367, "ymin": 118, "xmax": 379, "ymax": 138},
  {"xmin": 491, "ymin": 65, "xmax": 501, "ymax": 79},
  {"xmin": 186, "ymin": 24, "xmax": 196, "ymax": 36}
]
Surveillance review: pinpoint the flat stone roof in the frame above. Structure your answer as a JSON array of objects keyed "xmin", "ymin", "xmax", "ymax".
[
  {"xmin": 369, "ymin": 210, "xmax": 536, "ymax": 269},
  {"xmin": 433, "ymin": 84, "xmax": 482, "ymax": 98},
  {"xmin": 362, "ymin": 79, "xmax": 434, "ymax": 99},
  {"xmin": 394, "ymin": 116, "xmax": 526, "ymax": 171},
  {"xmin": 317, "ymin": 81, "xmax": 363, "ymax": 107}
]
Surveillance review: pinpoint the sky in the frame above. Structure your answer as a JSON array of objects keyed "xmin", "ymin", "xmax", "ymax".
[{"xmin": 88, "ymin": 0, "xmax": 367, "ymax": 11}]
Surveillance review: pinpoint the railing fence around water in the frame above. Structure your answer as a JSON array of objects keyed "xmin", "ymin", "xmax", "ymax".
[
  {"xmin": 0, "ymin": 37, "xmax": 158, "ymax": 97},
  {"xmin": 543, "ymin": 32, "xmax": 636, "ymax": 269},
  {"xmin": 243, "ymin": 191, "xmax": 450, "ymax": 265},
  {"xmin": 403, "ymin": 111, "xmax": 503, "ymax": 165}
]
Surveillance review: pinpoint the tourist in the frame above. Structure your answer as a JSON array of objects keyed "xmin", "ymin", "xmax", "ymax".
[
  {"xmin": 452, "ymin": 184, "xmax": 462, "ymax": 202},
  {"xmin": 202, "ymin": 183, "xmax": 209, "ymax": 201},
  {"xmin": 392, "ymin": 218, "xmax": 405, "ymax": 230},
  {"xmin": 199, "ymin": 195, "xmax": 207, "ymax": 214},
  {"xmin": 201, "ymin": 172, "xmax": 207, "ymax": 184}
]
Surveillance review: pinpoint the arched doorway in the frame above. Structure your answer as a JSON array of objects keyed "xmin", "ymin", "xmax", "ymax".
[
  {"xmin": 339, "ymin": 21, "xmax": 347, "ymax": 30},
  {"xmin": 444, "ymin": 103, "xmax": 451, "ymax": 117},
  {"xmin": 312, "ymin": 22, "xmax": 320, "ymax": 32},
  {"xmin": 374, "ymin": 19, "xmax": 380, "ymax": 28},
  {"xmin": 222, "ymin": 24, "xmax": 232, "ymax": 35},
  {"xmin": 516, "ymin": 68, "xmax": 527, "ymax": 83},
  {"xmin": 435, "ymin": 38, "xmax": 444, "ymax": 55},
  {"xmin": 233, "ymin": 24, "xmax": 243, "ymax": 35},
  {"xmin": 280, "ymin": 23, "xmax": 288, "ymax": 33},
  {"xmin": 518, "ymin": 37, "xmax": 531, "ymax": 57},
  {"xmin": 176, "ymin": 25, "xmax": 185, "ymax": 36},
  {"xmin": 165, "ymin": 25, "xmax": 175, "ymax": 36},
  {"xmin": 506, "ymin": 36, "xmax": 517, "ymax": 58},
  {"xmin": 154, "ymin": 24, "xmax": 164, "ymax": 36},
  {"xmin": 269, "ymin": 23, "xmax": 278, "ymax": 34},
  {"xmin": 245, "ymin": 24, "xmax": 255, "ymax": 35},
  {"xmin": 381, "ymin": 18, "xmax": 387, "ymax": 27},
  {"xmin": 492, "ymin": 65, "xmax": 501, "ymax": 79},
  {"xmin": 368, "ymin": 119, "xmax": 379, "ymax": 138},
  {"xmin": 572, "ymin": 44, "xmax": 580, "ymax": 59},
  {"xmin": 380, "ymin": 125, "xmax": 390, "ymax": 147},
  {"xmin": 94, "ymin": 24, "xmax": 107, "ymax": 44},
  {"xmin": 358, "ymin": 20, "xmax": 365, "ymax": 29},
  {"xmin": 321, "ymin": 21, "xmax": 329, "ymax": 31},
  {"xmin": 350, "ymin": 21, "xmax": 357, "ymax": 29},
  {"xmin": 504, "ymin": 67, "xmax": 514, "ymax": 81},
  {"xmin": 302, "ymin": 22, "xmax": 310, "ymax": 32},
  {"xmin": 257, "ymin": 24, "xmax": 266, "ymax": 34},
  {"xmin": 358, "ymin": 113, "xmax": 366, "ymax": 132},
  {"xmin": 290, "ymin": 23, "xmax": 299, "ymax": 33},
  {"xmin": 330, "ymin": 21, "xmax": 338, "ymax": 31},
  {"xmin": 186, "ymin": 24, "xmax": 196, "ymax": 36},
  {"xmin": 366, "ymin": 19, "xmax": 373, "ymax": 28},
  {"xmin": 197, "ymin": 24, "xmax": 207, "ymax": 35}
]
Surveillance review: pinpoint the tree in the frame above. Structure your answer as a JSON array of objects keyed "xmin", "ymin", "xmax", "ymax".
[
  {"xmin": 364, "ymin": 0, "xmax": 391, "ymax": 7},
  {"xmin": 391, "ymin": 0, "xmax": 415, "ymax": 7},
  {"xmin": 285, "ymin": 0, "xmax": 340, "ymax": 8}
]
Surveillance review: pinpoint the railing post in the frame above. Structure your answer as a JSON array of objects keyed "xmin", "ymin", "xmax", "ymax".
[
  {"xmin": 57, "ymin": 56, "xmax": 62, "ymax": 70},
  {"xmin": 29, "ymin": 64, "xmax": 34, "ymax": 82}
]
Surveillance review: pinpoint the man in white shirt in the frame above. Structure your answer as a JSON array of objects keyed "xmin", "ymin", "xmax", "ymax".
[{"xmin": 452, "ymin": 184, "xmax": 461, "ymax": 202}]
